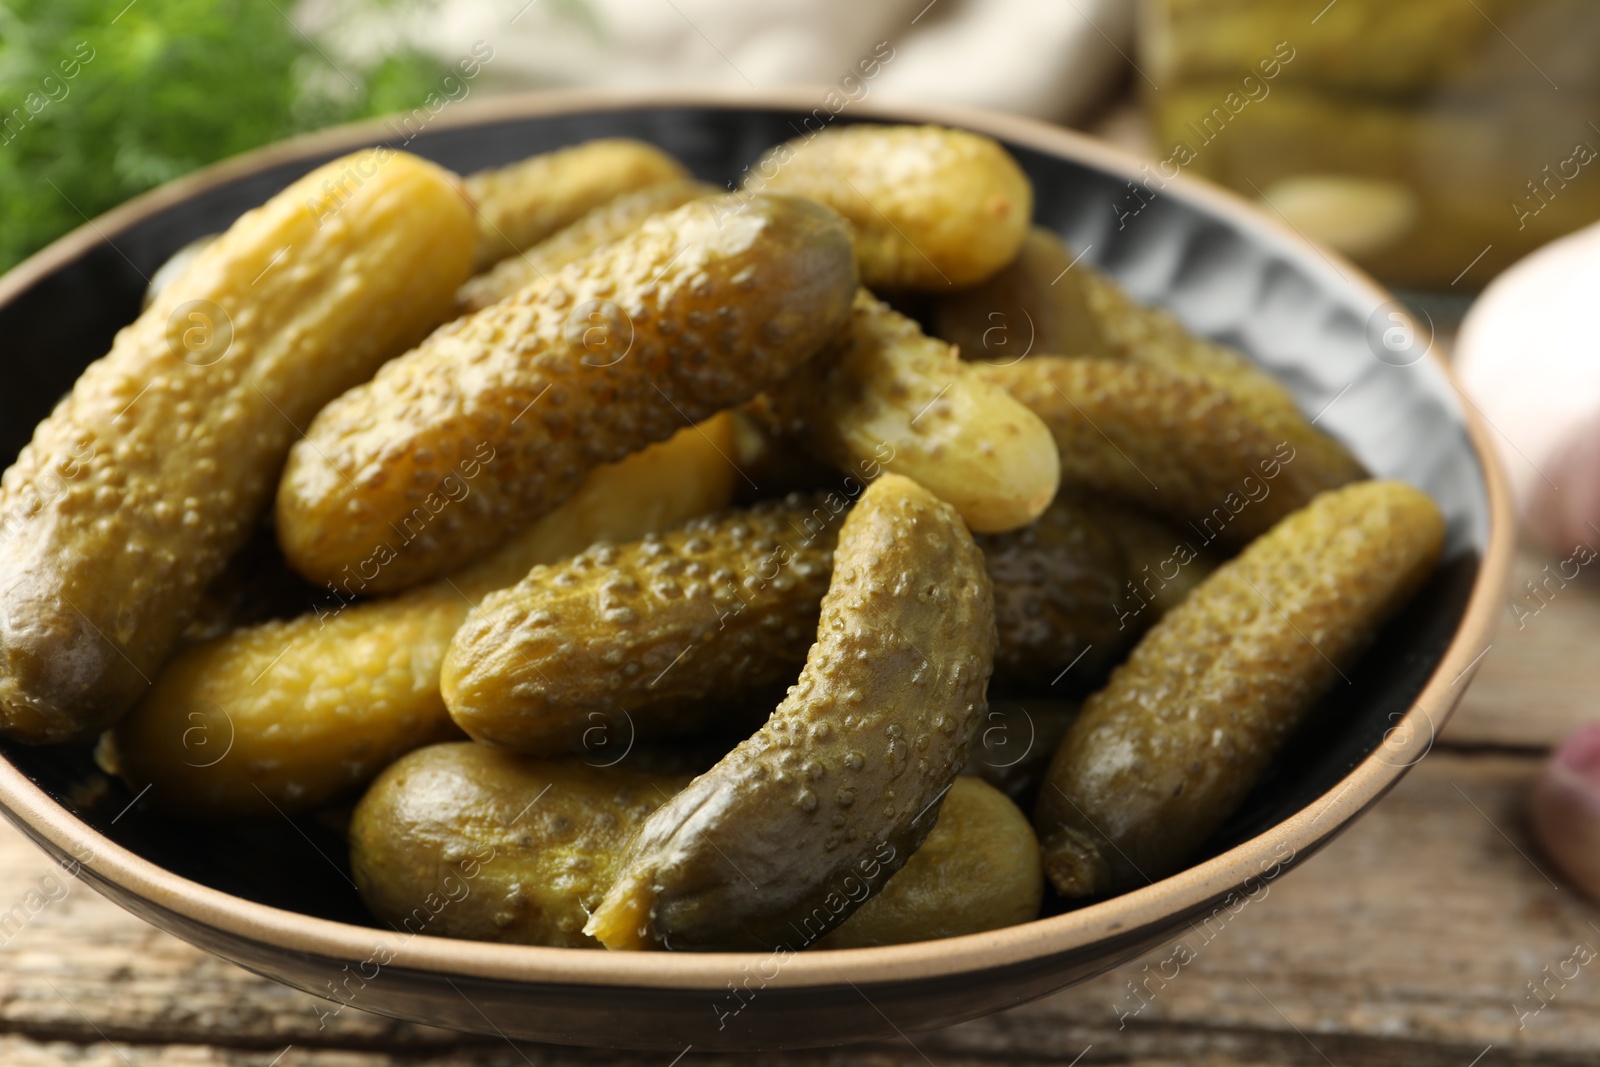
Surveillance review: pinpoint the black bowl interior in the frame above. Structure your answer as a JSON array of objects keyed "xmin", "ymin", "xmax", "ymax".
[{"xmin": 0, "ymin": 103, "xmax": 1490, "ymax": 926}]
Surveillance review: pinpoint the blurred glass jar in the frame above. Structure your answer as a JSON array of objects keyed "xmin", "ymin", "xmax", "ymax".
[{"xmin": 1140, "ymin": 0, "xmax": 1600, "ymax": 289}]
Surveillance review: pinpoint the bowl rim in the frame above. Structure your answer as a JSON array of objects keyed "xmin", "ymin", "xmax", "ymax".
[{"xmin": 0, "ymin": 85, "xmax": 1515, "ymax": 990}]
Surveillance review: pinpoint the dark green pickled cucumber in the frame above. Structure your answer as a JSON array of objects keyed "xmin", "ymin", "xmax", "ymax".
[
  {"xmin": 1035, "ymin": 480, "xmax": 1445, "ymax": 898},
  {"xmin": 983, "ymin": 493, "xmax": 1215, "ymax": 690},
  {"xmin": 932, "ymin": 227, "xmax": 1114, "ymax": 362},
  {"xmin": 585, "ymin": 474, "xmax": 995, "ymax": 951},
  {"xmin": 977, "ymin": 494, "xmax": 1125, "ymax": 685}
]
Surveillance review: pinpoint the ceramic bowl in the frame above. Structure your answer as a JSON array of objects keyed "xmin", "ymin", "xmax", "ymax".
[{"xmin": 0, "ymin": 89, "xmax": 1513, "ymax": 1052}]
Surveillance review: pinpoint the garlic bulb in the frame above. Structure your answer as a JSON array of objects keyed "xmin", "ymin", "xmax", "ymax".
[{"xmin": 1456, "ymin": 219, "xmax": 1600, "ymax": 553}]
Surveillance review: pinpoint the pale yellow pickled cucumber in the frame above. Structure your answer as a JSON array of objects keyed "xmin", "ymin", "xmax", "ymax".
[
  {"xmin": 819, "ymin": 777, "xmax": 1042, "ymax": 948},
  {"xmin": 107, "ymin": 418, "xmax": 736, "ymax": 818},
  {"xmin": 764, "ymin": 290, "xmax": 1059, "ymax": 533},
  {"xmin": 0, "ymin": 149, "xmax": 476, "ymax": 744},
  {"xmin": 749, "ymin": 123, "xmax": 1031, "ymax": 290},
  {"xmin": 465, "ymin": 138, "xmax": 689, "ymax": 269}
]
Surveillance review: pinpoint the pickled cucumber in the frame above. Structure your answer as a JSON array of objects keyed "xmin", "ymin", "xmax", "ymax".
[
  {"xmin": 975, "ymin": 357, "xmax": 1353, "ymax": 546},
  {"xmin": 762, "ymin": 289, "xmax": 1059, "ymax": 533},
  {"xmin": 350, "ymin": 743, "xmax": 692, "ymax": 948},
  {"xmin": 465, "ymin": 138, "xmax": 689, "ymax": 269},
  {"xmin": 932, "ymin": 228, "xmax": 1113, "ymax": 362},
  {"xmin": 981, "ymin": 493, "xmax": 1214, "ymax": 693},
  {"xmin": 0, "ymin": 149, "xmax": 476, "ymax": 744},
  {"xmin": 457, "ymin": 179, "xmax": 717, "ymax": 312},
  {"xmin": 1034, "ymin": 480, "xmax": 1445, "ymax": 897},
  {"xmin": 108, "ymin": 419, "xmax": 736, "ymax": 818},
  {"xmin": 1074, "ymin": 269, "xmax": 1367, "ymax": 488},
  {"xmin": 931, "ymin": 229, "xmax": 1366, "ymax": 487},
  {"xmin": 445, "ymin": 487, "xmax": 1167, "ymax": 753},
  {"xmin": 585, "ymin": 474, "xmax": 995, "ymax": 951},
  {"xmin": 275, "ymin": 193, "xmax": 858, "ymax": 594},
  {"xmin": 350, "ymin": 745, "xmax": 1039, "ymax": 950},
  {"xmin": 976, "ymin": 493, "xmax": 1126, "ymax": 687},
  {"xmin": 818, "ymin": 777, "xmax": 1042, "ymax": 948},
  {"xmin": 748, "ymin": 124, "xmax": 1031, "ymax": 290},
  {"xmin": 443, "ymin": 492, "xmax": 843, "ymax": 753}
]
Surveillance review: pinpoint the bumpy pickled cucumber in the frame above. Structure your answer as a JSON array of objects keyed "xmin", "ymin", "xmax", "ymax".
[
  {"xmin": 933, "ymin": 228, "xmax": 1114, "ymax": 362},
  {"xmin": 350, "ymin": 745, "xmax": 1038, "ymax": 950},
  {"xmin": 0, "ymin": 149, "xmax": 476, "ymax": 744},
  {"xmin": 977, "ymin": 494, "xmax": 1126, "ymax": 687},
  {"xmin": 1035, "ymin": 480, "xmax": 1445, "ymax": 898},
  {"xmin": 932, "ymin": 229, "xmax": 1366, "ymax": 487},
  {"xmin": 275, "ymin": 193, "xmax": 858, "ymax": 594},
  {"xmin": 748, "ymin": 123, "xmax": 1031, "ymax": 290},
  {"xmin": 981, "ymin": 494, "xmax": 1215, "ymax": 693},
  {"xmin": 350, "ymin": 743, "xmax": 692, "ymax": 948},
  {"xmin": 975, "ymin": 357, "xmax": 1351, "ymax": 546},
  {"xmin": 585, "ymin": 474, "xmax": 995, "ymax": 951},
  {"xmin": 818, "ymin": 777, "xmax": 1042, "ymax": 948},
  {"xmin": 465, "ymin": 138, "xmax": 689, "ymax": 269},
  {"xmin": 445, "ymin": 487, "xmax": 1169, "ymax": 752},
  {"xmin": 443, "ymin": 492, "xmax": 844, "ymax": 753},
  {"xmin": 108, "ymin": 420, "xmax": 736, "ymax": 818},
  {"xmin": 763, "ymin": 290, "xmax": 1059, "ymax": 533},
  {"xmin": 1073, "ymin": 269, "xmax": 1367, "ymax": 489},
  {"xmin": 458, "ymin": 179, "xmax": 717, "ymax": 312}
]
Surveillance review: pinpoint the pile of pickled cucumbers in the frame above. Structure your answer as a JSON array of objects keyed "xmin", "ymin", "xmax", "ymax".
[{"xmin": 0, "ymin": 126, "xmax": 1445, "ymax": 953}]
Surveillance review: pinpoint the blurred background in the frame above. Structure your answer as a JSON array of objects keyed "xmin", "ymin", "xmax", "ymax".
[{"xmin": 7, "ymin": 0, "xmax": 1600, "ymax": 301}]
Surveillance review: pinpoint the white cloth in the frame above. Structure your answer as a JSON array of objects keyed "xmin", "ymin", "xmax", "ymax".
[{"xmin": 305, "ymin": 0, "xmax": 1135, "ymax": 125}]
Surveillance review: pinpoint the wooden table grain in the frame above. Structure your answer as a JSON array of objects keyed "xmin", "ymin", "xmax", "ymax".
[{"xmin": 1, "ymin": 544, "xmax": 1595, "ymax": 1065}]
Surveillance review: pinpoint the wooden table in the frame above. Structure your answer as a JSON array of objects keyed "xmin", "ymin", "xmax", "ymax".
[{"xmin": 0, "ymin": 545, "xmax": 1593, "ymax": 1066}]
